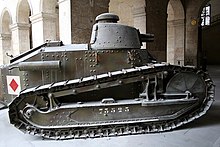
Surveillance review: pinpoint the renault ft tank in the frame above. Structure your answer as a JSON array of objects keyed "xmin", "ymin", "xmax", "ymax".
[{"xmin": 0, "ymin": 13, "xmax": 214, "ymax": 139}]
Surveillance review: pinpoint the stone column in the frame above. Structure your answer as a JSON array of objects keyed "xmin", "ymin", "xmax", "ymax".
[
  {"xmin": 30, "ymin": 12, "xmax": 57, "ymax": 47},
  {"xmin": 185, "ymin": 19, "xmax": 199, "ymax": 66},
  {"xmin": 133, "ymin": 6, "xmax": 147, "ymax": 49},
  {"xmin": 58, "ymin": 0, "xmax": 72, "ymax": 44},
  {"xmin": 167, "ymin": 20, "xmax": 175, "ymax": 64},
  {"xmin": 184, "ymin": 0, "xmax": 203, "ymax": 66},
  {"xmin": 167, "ymin": 19, "xmax": 185, "ymax": 65},
  {"xmin": 0, "ymin": 33, "xmax": 11, "ymax": 64},
  {"xmin": 173, "ymin": 19, "xmax": 185, "ymax": 65},
  {"xmin": 10, "ymin": 23, "xmax": 30, "ymax": 56}
]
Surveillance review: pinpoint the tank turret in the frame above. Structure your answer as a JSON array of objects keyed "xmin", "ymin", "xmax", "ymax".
[{"xmin": 90, "ymin": 13, "xmax": 153, "ymax": 50}]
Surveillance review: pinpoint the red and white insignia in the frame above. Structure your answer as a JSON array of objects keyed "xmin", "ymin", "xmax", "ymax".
[{"xmin": 6, "ymin": 76, "xmax": 21, "ymax": 95}]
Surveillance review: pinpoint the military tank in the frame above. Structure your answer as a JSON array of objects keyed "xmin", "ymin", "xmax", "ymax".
[{"xmin": 0, "ymin": 13, "xmax": 214, "ymax": 139}]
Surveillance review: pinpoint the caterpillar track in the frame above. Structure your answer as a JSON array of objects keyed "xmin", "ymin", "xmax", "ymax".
[{"xmin": 8, "ymin": 64, "xmax": 214, "ymax": 140}]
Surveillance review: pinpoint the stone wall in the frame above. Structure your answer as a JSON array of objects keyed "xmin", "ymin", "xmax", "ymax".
[
  {"xmin": 71, "ymin": 0, "xmax": 109, "ymax": 44},
  {"xmin": 109, "ymin": 0, "xmax": 169, "ymax": 62},
  {"xmin": 202, "ymin": 0, "xmax": 220, "ymax": 65},
  {"xmin": 145, "ymin": 0, "xmax": 169, "ymax": 62},
  {"xmin": 1, "ymin": 0, "xmax": 220, "ymax": 66},
  {"xmin": 109, "ymin": 0, "xmax": 134, "ymax": 26},
  {"xmin": 202, "ymin": 22, "xmax": 220, "ymax": 64}
]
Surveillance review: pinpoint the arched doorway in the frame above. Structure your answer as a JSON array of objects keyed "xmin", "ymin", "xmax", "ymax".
[
  {"xmin": 29, "ymin": 0, "xmax": 59, "ymax": 47},
  {"xmin": 17, "ymin": 0, "xmax": 32, "ymax": 50},
  {"xmin": 10, "ymin": 0, "xmax": 32, "ymax": 54},
  {"xmin": 0, "ymin": 9, "xmax": 12, "ymax": 64},
  {"xmin": 167, "ymin": 0, "xmax": 185, "ymax": 65}
]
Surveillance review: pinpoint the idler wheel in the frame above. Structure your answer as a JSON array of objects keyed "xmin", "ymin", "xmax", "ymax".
[{"xmin": 166, "ymin": 72, "xmax": 206, "ymax": 101}]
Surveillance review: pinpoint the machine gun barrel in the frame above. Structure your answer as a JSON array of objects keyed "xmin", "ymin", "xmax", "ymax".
[{"xmin": 140, "ymin": 33, "xmax": 154, "ymax": 42}]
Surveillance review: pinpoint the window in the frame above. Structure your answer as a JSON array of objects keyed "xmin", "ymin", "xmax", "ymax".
[{"xmin": 201, "ymin": 4, "xmax": 211, "ymax": 26}]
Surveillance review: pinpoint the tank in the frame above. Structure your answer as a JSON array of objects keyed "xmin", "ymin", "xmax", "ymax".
[{"xmin": 0, "ymin": 13, "xmax": 215, "ymax": 139}]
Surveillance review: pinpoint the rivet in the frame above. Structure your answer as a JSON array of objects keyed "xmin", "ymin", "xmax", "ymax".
[{"xmin": 72, "ymin": 89, "xmax": 77, "ymax": 94}]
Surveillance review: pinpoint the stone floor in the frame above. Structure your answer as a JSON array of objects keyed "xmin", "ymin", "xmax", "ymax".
[{"xmin": 0, "ymin": 65, "xmax": 220, "ymax": 147}]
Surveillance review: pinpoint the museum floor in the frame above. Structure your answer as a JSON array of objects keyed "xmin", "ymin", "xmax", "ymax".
[{"xmin": 0, "ymin": 65, "xmax": 220, "ymax": 147}]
